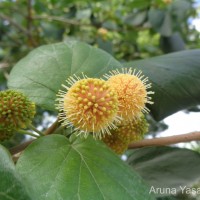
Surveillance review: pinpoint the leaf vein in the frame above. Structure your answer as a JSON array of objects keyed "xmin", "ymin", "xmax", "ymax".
[{"xmin": 73, "ymin": 147, "xmax": 106, "ymax": 200}]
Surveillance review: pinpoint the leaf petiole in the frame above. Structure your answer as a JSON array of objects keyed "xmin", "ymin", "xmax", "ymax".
[
  {"xmin": 28, "ymin": 124, "xmax": 44, "ymax": 136},
  {"xmin": 17, "ymin": 129, "xmax": 40, "ymax": 138}
]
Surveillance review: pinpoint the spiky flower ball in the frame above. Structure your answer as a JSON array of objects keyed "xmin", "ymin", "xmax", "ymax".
[
  {"xmin": 104, "ymin": 68, "xmax": 154, "ymax": 120},
  {"xmin": 56, "ymin": 76, "xmax": 120, "ymax": 139},
  {"xmin": 102, "ymin": 114, "xmax": 148, "ymax": 154},
  {"xmin": 102, "ymin": 132, "xmax": 128, "ymax": 155},
  {"xmin": 0, "ymin": 90, "xmax": 36, "ymax": 133},
  {"xmin": 116, "ymin": 114, "xmax": 149, "ymax": 143}
]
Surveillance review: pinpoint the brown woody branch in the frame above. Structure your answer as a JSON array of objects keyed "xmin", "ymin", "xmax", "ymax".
[
  {"xmin": 128, "ymin": 131, "xmax": 200, "ymax": 149},
  {"xmin": 10, "ymin": 129, "xmax": 200, "ymax": 156},
  {"xmin": 9, "ymin": 140, "xmax": 34, "ymax": 155},
  {"xmin": 44, "ymin": 119, "xmax": 59, "ymax": 135}
]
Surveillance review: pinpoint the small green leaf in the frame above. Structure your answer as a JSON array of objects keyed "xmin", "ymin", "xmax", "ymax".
[
  {"xmin": 16, "ymin": 135, "xmax": 154, "ymax": 200},
  {"xmin": 124, "ymin": 50, "xmax": 200, "ymax": 120},
  {"xmin": 0, "ymin": 145, "xmax": 32, "ymax": 200},
  {"xmin": 160, "ymin": 33, "xmax": 185, "ymax": 53},
  {"xmin": 148, "ymin": 8, "xmax": 165, "ymax": 30},
  {"xmin": 148, "ymin": 9, "xmax": 172, "ymax": 37},
  {"xmin": 127, "ymin": 146, "xmax": 200, "ymax": 196},
  {"xmin": 124, "ymin": 11, "xmax": 147, "ymax": 26},
  {"xmin": 171, "ymin": 0, "xmax": 191, "ymax": 21},
  {"xmin": 8, "ymin": 41, "xmax": 122, "ymax": 111},
  {"xmin": 159, "ymin": 13, "xmax": 172, "ymax": 37}
]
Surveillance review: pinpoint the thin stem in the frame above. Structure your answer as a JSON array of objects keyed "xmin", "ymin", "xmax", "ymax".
[
  {"xmin": 0, "ymin": 12, "xmax": 36, "ymax": 46},
  {"xmin": 128, "ymin": 131, "xmax": 200, "ymax": 149},
  {"xmin": 33, "ymin": 15, "xmax": 87, "ymax": 26},
  {"xmin": 28, "ymin": 124, "xmax": 44, "ymax": 136},
  {"xmin": 0, "ymin": 63, "xmax": 9, "ymax": 69},
  {"xmin": 44, "ymin": 119, "xmax": 59, "ymax": 135},
  {"xmin": 10, "ymin": 130, "xmax": 200, "ymax": 155},
  {"xmin": 27, "ymin": 0, "xmax": 36, "ymax": 47},
  {"xmin": 17, "ymin": 129, "xmax": 39, "ymax": 138},
  {"xmin": 10, "ymin": 119, "xmax": 60, "ymax": 155},
  {"xmin": 9, "ymin": 140, "xmax": 34, "ymax": 155},
  {"xmin": 0, "ymin": 13, "xmax": 29, "ymax": 35}
]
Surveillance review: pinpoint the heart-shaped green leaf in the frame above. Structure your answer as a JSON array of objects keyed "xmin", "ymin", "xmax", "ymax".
[
  {"xmin": 125, "ymin": 50, "xmax": 200, "ymax": 120},
  {"xmin": 8, "ymin": 41, "xmax": 122, "ymax": 111},
  {"xmin": 127, "ymin": 146, "xmax": 200, "ymax": 196},
  {"xmin": 16, "ymin": 135, "xmax": 154, "ymax": 200},
  {"xmin": 0, "ymin": 145, "xmax": 32, "ymax": 200}
]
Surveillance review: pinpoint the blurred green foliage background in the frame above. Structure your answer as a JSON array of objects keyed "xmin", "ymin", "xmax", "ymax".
[{"xmin": 0, "ymin": 0, "xmax": 199, "ymax": 69}]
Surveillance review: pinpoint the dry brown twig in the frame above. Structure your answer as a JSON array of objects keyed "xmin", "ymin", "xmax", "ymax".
[
  {"xmin": 128, "ymin": 131, "xmax": 200, "ymax": 149},
  {"xmin": 10, "ymin": 126, "xmax": 200, "ymax": 157}
]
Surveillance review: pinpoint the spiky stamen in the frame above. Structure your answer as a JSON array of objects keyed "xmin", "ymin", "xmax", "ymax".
[
  {"xmin": 56, "ymin": 75, "xmax": 120, "ymax": 139},
  {"xmin": 104, "ymin": 68, "xmax": 154, "ymax": 120}
]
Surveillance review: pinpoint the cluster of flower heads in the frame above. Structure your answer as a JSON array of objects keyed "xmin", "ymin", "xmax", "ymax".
[
  {"xmin": 56, "ymin": 68, "xmax": 154, "ymax": 154},
  {"xmin": 0, "ymin": 90, "xmax": 36, "ymax": 141}
]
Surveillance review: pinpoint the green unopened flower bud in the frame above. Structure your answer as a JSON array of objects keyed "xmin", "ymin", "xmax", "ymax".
[
  {"xmin": 116, "ymin": 114, "xmax": 149, "ymax": 143},
  {"xmin": 102, "ymin": 132, "xmax": 128, "ymax": 155},
  {"xmin": 0, "ymin": 90, "xmax": 36, "ymax": 134},
  {"xmin": 0, "ymin": 129, "xmax": 14, "ymax": 141},
  {"xmin": 102, "ymin": 114, "xmax": 149, "ymax": 154}
]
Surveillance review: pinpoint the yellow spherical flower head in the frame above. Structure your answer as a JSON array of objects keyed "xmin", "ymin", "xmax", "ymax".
[
  {"xmin": 102, "ymin": 132, "xmax": 128, "ymax": 155},
  {"xmin": 0, "ymin": 90, "xmax": 36, "ymax": 140},
  {"xmin": 104, "ymin": 68, "xmax": 154, "ymax": 120},
  {"xmin": 116, "ymin": 114, "xmax": 149, "ymax": 144},
  {"xmin": 56, "ymin": 75, "xmax": 120, "ymax": 139}
]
